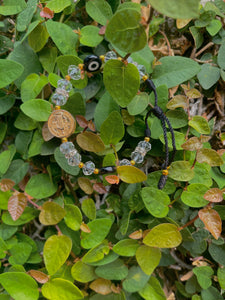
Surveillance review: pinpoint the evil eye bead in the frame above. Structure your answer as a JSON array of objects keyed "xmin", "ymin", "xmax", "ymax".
[{"xmin": 83, "ymin": 55, "xmax": 102, "ymax": 72}]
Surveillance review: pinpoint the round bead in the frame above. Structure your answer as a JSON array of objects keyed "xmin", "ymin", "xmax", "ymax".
[
  {"xmin": 82, "ymin": 161, "xmax": 95, "ymax": 176},
  {"xmin": 162, "ymin": 169, "xmax": 169, "ymax": 176},
  {"xmin": 68, "ymin": 65, "xmax": 82, "ymax": 80},
  {"xmin": 52, "ymin": 90, "xmax": 68, "ymax": 106},
  {"xmin": 57, "ymin": 79, "xmax": 73, "ymax": 92},
  {"xmin": 144, "ymin": 137, "xmax": 150, "ymax": 142},
  {"xmin": 119, "ymin": 159, "xmax": 132, "ymax": 166},
  {"xmin": 60, "ymin": 142, "xmax": 75, "ymax": 155},
  {"xmin": 94, "ymin": 168, "xmax": 99, "ymax": 174},
  {"xmin": 65, "ymin": 149, "xmax": 78, "ymax": 159},
  {"xmin": 135, "ymin": 146, "xmax": 146, "ymax": 156},
  {"xmin": 65, "ymin": 75, "xmax": 71, "ymax": 81},
  {"xmin": 67, "ymin": 152, "xmax": 81, "ymax": 166},
  {"xmin": 104, "ymin": 51, "xmax": 117, "ymax": 62},
  {"xmin": 79, "ymin": 162, "xmax": 84, "ymax": 168},
  {"xmin": 131, "ymin": 151, "xmax": 144, "ymax": 163},
  {"xmin": 83, "ymin": 55, "xmax": 102, "ymax": 72},
  {"xmin": 137, "ymin": 141, "xmax": 151, "ymax": 152},
  {"xmin": 142, "ymin": 75, "xmax": 148, "ymax": 81},
  {"xmin": 130, "ymin": 160, "xmax": 135, "ymax": 165},
  {"xmin": 61, "ymin": 138, "xmax": 68, "ymax": 143}
]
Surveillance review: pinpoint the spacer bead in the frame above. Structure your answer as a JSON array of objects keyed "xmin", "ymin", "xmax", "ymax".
[
  {"xmin": 79, "ymin": 162, "xmax": 84, "ymax": 168},
  {"xmin": 65, "ymin": 75, "xmax": 71, "ymax": 81},
  {"xmin": 117, "ymin": 57, "xmax": 122, "ymax": 61},
  {"xmin": 94, "ymin": 168, "xmax": 99, "ymax": 174},
  {"xmin": 144, "ymin": 137, "xmax": 150, "ymax": 142},
  {"xmin": 61, "ymin": 138, "xmax": 68, "ymax": 143},
  {"xmin": 55, "ymin": 105, "xmax": 61, "ymax": 110},
  {"xmin": 162, "ymin": 169, "xmax": 169, "ymax": 176},
  {"xmin": 130, "ymin": 160, "xmax": 135, "ymax": 166},
  {"xmin": 99, "ymin": 55, "xmax": 105, "ymax": 62},
  {"xmin": 78, "ymin": 64, "xmax": 84, "ymax": 70},
  {"xmin": 142, "ymin": 75, "xmax": 148, "ymax": 81}
]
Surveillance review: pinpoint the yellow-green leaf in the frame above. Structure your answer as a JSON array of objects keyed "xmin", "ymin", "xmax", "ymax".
[
  {"xmin": 71, "ymin": 261, "xmax": 97, "ymax": 283},
  {"xmin": 168, "ymin": 161, "xmax": 194, "ymax": 181},
  {"xmin": 181, "ymin": 137, "xmax": 203, "ymax": 151},
  {"xmin": 136, "ymin": 245, "xmax": 161, "ymax": 275},
  {"xmin": 39, "ymin": 202, "xmax": 66, "ymax": 225},
  {"xmin": 81, "ymin": 198, "xmax": 96, "ymax": 220},
  {"xmin": 196, "ymin": 148, "xmax": 223, "ymax": 166},
  {"xmin": 76, "ymin": 132, "xmax": 105, "ymax": 152},
  {"xmin": 166, "ymin": 95, "xmax": 188, "ymax": 110},
  {"xmin": 189, "ymin": 116, "xmax": 210, "ymax": 134},
  {"xmin": 64, "ymin": 204, "xmax": 82, "ymax": 231},
  {"xmin": 117, "ymin": 166, "xmax": 147, "ymax": 183}
]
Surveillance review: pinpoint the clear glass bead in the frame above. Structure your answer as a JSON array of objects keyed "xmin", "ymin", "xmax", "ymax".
[
  {"xmin": 65, "ymin": 149, "xmax": 78, "ymax": 159},
  {"xmin": 119, "ymin": 159, "xmax": 132, "ymax": 166},
  {"xmin": 83, "ymin": 161, "xmax": 95, "ymax": 176},
  {"xmin": 67, "ymin": 152, "xmax": 81, "ymax": 166},
  {"xmin": 131, "ymin": 151, "xmax": 144, "ymax": 163},
  {"xmin": 52, "ymin": 90, "xmax": 68, "ymax": 106},
  {"xmin": 127, "ymin": 57, "xmax": 138, "ymax": 67},
  {"xmin": 68, "ymin": 65, "xmax": 81, "ymax": 80},
  {"xmin": 104, "ymin": 51, "xmax": 117, "ymax": 62},
  {"xmin": 137, "ymin": 64, "xmax": 146, "ymax": 79},
  {"xmin": 137, "ymin": 141, "xmax": 151, "ymax": 152},
  {"xmin": 57, "ymin": 79, "xmax": 73, "ymax": 92},
  {"xmin": 60, "ymin": 142, "xmax": 75, "ymax": 155},
  {"xmin": 135, "ymin": 146, "xmax": 146, "ymax": 156}
]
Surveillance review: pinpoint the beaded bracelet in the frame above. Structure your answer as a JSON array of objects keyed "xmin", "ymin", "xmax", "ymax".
[{"xmin": 47, "ymin": 51, "xmax": 176, "ymax": 189}]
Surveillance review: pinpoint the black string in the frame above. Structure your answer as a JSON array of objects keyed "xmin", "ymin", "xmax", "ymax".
[{"xmin": 144, "ymin": 79, "xmax": 176, "ymax": 189}]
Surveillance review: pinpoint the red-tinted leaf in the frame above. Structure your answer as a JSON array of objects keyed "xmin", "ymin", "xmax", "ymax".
[
  {"xmin": 0, "ymin": 179, "xmax": 15, "ymax": 192},
  {"xmin": 198, "ymin": 208, "xmax": 222, "ymax": 240},
  {"xmin": 204, "ymin": 188, "xmax": 223, "ymax": 203},
  {"xmin": 40, "ymin": 7, "xmax": 54, "ymax": 19},
  {"xmin": 88, "ymin": 120, "xmax": 96, "ymax": 132},
  {"xmin": 89, "ymin": 278, "xmax": 112, "ymax": 295},
  {"xmin": 105, "ymin": 175, "xmax": 120, "ymax": 185},
  {"xmin": 78, "ymin": 177, "xmax": 93, "ymax": 195},
  {"xmin": 129, "ymin": 229, "xmax": 143, "ymax": 240},
  {"xmin": 99, "ymin": 26, "xmax": 106, "ymax": 35},
  {"xmin": 42, "ymin": 122, "xmax": 54, "ymax": 141},
  {"xmin": 28, "ymin": 270, "xmax": 49, "ymax": 284},
  {"xmin": 8, "ymin": 193, "xmax": 27, "ymax": 221},
  {"xmin": 93, "ymin": 183, "xmax": 107, "ymax": 194},
  {"xmin": 80, "ymin": 222, "xmax": 91, "ymax": 233},
  {"xmin": 76, "ymin": 115, "xmax": 88, "ymax": 128}
]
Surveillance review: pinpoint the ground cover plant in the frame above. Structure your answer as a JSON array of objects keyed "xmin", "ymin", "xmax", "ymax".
[{"xmin": 0, "ymin": 0, "xmax": 225, "ymax": 299}]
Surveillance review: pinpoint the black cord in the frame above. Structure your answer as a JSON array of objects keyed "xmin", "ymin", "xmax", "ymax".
[{"xmin": 145, "ymin": 79, "xmax": 176, "ymax": 189}]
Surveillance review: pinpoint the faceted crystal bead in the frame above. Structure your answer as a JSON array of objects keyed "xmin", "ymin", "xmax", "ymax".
[
  {"xmin": 137, "ymin": 141, "xmax": 151, "ymax": 152},
  {"xmin": 68, "ymin": 65, "xmax": 81, "ymax": 80},
  {"xmin": 104, "ymin": 51, "xmax": 117, "ymax": 62},
  {"xmin": 52, "ymin": 90, "xmax": 68, "ymax": 106},
  {"xmin": 137, "ymin": 64, "xmax": 146, "ymax": 79},
  {"xmin": 57, "ymin": 79, "xmax": 73, "ymax": 92},
  {"xmin": 119, "ymin": 159, "xmax": 132, "ymax": 166},
  {"xmin": 60, "ymin": 142, "xmax": 75, "ymax": 155},
  {"xmin": 131, "ymin": 151, "xmax": 144, "ymax": 163},
  {"xmin": 135, "ymin": 146, "xmax": 146, "ymax": 156},
  {"xmin": 65, "ymin": 149, "xmax": 78, "ymax": 159},
  {"xmin": 67, "ymin": 152, "xmax": 81, "ymax": 166},
  {"xmin": 83, "ymin": 161, "xmax": 95, "ymax": 175}
]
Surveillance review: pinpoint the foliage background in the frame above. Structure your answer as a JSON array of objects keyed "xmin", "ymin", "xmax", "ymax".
[{"xmin": 0, "ymin": 0, "xmax": 225, "ymax": 299}]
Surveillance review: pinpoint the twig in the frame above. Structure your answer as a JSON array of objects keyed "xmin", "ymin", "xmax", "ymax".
[
  {"xmin": 170, "ymin": 250, "xmax": 193, "ymax": 270},
  {"xmin": 159, "ymin": 30, "xmax": 173, "ymax": 56},
  {"xmin": 62, "ymin": 172, "xmax": 80, "ymax": 206},
  {"xmin": 195, "ymin": 42, "xmax": 214, "ymax": 58},
  {"xmin": 178, "ymin": 214, "xmax": 199, "ymax": 231}
]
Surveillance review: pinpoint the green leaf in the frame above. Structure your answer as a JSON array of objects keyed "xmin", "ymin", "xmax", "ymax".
[
  {"xmin": 80, "ymin": 26, "xmax": 103, "ymax": 47},
  {"xmin": 25, "ymin": 173, "xmax": 57, "ymax": 199},
  {"xmin": 46, "ymin": 20, "xmax": 78, "ymax": 56},
  {"xmin": 0, "ymin": 272, "xmax": 39, "ymax": 300},
  {"xmin": 197, "ymin": 64, "xmax": 220, "ymax": 90},
  {"xmin": 64, "ymin": 204, "xmax": 82, "ymax": 231},
  {"xmin": 218, "ymin": 41, "xmax": 225, "ymax": 70},
  {"xmin": 206, "ymin": 19, "xmax": 222, "ymax": 36},
  {"xmin": 117, "ymin": 166, "xmax": 147, "ymax": 183},
  {"xmin": 16, "ymin": 0, "xmax": 38, "ymax": 32},
  {"xmin": 122, "ymin": 266, "xmax": 150, "ymax": 293},
  {"xmin": 81, "ymin": 218, "xmax": 112, "ymax": 249},
  {"xmin": 9, "ymin": 242, "xmax": 32, "ymax": 265},
  {"xmin": 14, "ymin": 112, "xmax": 37, "ymax": 131},
  {"xmin": 166, "ymin": 110, "xmax": 188, "ymax": 129},
  {"xmin": 28, "ymin": 23, "xmax": 49, "ymax": 52},
  {"xmin": 42, "ymin": 278, "xmax": 83, "ymax": 300},
  {"xmin": 46, "ymin": 0, "xmax": 71, "ymax": 12},
  {"xmin": 168, "ymin": 161, "xmax": 195, "ymax": 181},
  {"xmin": 131, "ymin": 44, "xmax": 154, "ymax": 73},
  {"xmin": 143, "ymin": 223, "xmax": 182, "ymax": 248},
  {"xmin": 2, "ymin": 207, "xmax": 37, "ymax": 226},
  {"xmin": 100, "ymin": 111, "xmax": 124, "ymax": 145},
  {"xmin": 86, "ymin": 0, "xmax": 113, "ymax": 25},
  {"xmin": 146, "ymin": 171, "xmax": 176, "ymax": 194},
  {"xmin": 0, "ymin": 59, "xmax": 24, "ymax": 88},
  {"xmin": 149, "ymin": 84, "xmax": 168, "ymax": 112},
  {"xmin": 152, "ymin": 56, "xmax": 200, "ymax": 88},
  {"xmin": 76, "ymin": 132, "xmax": 105, "ymax": 152},
  {"xmin": 139, "ymin": 276, "xmax": 166, "ymax": 300},
  {"xmin": 82, "ymin": 241, "xmax": 110, "ymax": 264},
  {"xmin": 209, "ymin": 243, "xmax": 225, "ymax": 266},
  {"xmin": 103, "ymin": 60, "xmax": 140, "ymax": 107},
  {"xmin": 181, "ymin": 183, "xmax": 209, "ymax": 208},
  {"xmin": 113, "ymin": 239, "xmax": 139, "ymax": 257},
  {"xmin": 43, "ymin": 235, "xmax": 72, "ymax": 275},
  {"xmin": 127, "ymin": 93, "xmax": 149, "ymax": 116},
  {"xmin": 193, "ymin": 266, "xmax": 213, "ymax": 289},
  {"xmin": 39, "ymin": 47, "xmax": 58, "ymax": 74},
  {"xmin": 0, "ymin": 0, "xmax": 27, "ymax": 16},
  {"xmin": 105, "ymin": 9, "xmax": 147, "ymax": 53},
  {"xmin": 95, "ymin": 258, "xmax": 128, "ymax": 280},
  {"xmin": 159, "ymin": 131, "xmax": 186, "ymax": 150},
  {"xmin": 217, "ymin": 267, "xmax": 225, "ymax": 289},
  {"xmin": 0, "ymin": 123, "xmax": 7, "ymax": 144},
  {"xmin": 0, "ymin": 190, "xmax": 11, "ymax": 209},
  {"xmin": 54, "ymin": 147, "xmax": 80, "ymax": 176},
  {"xmin": 39, "ymin": 202, "xmax": 66, "ymax": 225},
  {"xmin": 147, "ymin": 0, "xmax": 199, "ymax": 19},
  {"xmin": 190, "ymin": 162, "xmax": 212, "ymax": 186},
  {"xmin": 189, "ymin": 116, "xmax": 210, "ymax": 134},
  {"xmin": 0, "ymin": 145, "xmax": 16, "ymax": 175},
  {"xmin": 81, "ymin": 198, "xmax": 96, "ymax": 220},
  {"xmin": 141, "ymin": 187, "xmax": 170, "ymax": 218},
  {"xmin": 21, "ymin": 99, "xmax": 51, "ymax": 121},
  {"xmin": 0, "ymin": 95, "xmax": 16, "ymax": 115},
  {"xmin": 201, "ymin": 286, "xmax": 224, "ymax": 300},
  {"xmin": 136, "ymin": 245, "xmax": 161, "ymax": 275},
  {"xmin": 71, "ymin": 261, "xmax": 97, "ymax": 283},
  {"xmin": 190, "ymin": 26, "xmax": 203, "ymax": 49},
  {"xmin": 28, "ymin": 129, "xmax": 44, "ymax": 158},
  {"xmin": 196, "ymin": 148, "xmax": 223, "ymax": 166}
]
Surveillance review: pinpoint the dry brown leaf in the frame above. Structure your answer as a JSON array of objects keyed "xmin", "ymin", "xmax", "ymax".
[
  {"xmin": 180, "ymin": 270, "xmax": 193, "ymax": 281},
  {"xmin": 129, "ymin": 229, "xmax": 143, "ymax": 240},
  {"xmin": 0, "ymin": 179, "xmax": 15, "ymax": 192},
  {"xmin": 93, "ymin": 183, "xmax": 107, "ymax": 194},
  {"xmin": 76, "ymin": 115, "xmax": 88, "ymax": 128},
  {"xmin": 111, "ymin": 283, "xmax": 121, "ymax": 294},
  {"xmin": 204, "ymin": 188, "xmax": 223, "ymax": 203},
  {"xmin": 8, "ymin": 193, "xmax": 27, "ymax": 221},
  {"xmin": 80, "ymin": 222, "xmax": 91, "ymax": 233},
  {"xmin": 40, "ymin": 7, "xmax": 54, "ymax": 19},
  {"xmin": 78, "ymin": 177, "xmax": 93, "ymax": 195},
  {"xmin": 28, "ymin": 270, "xmax": 49, "ymax": 284},
  {"xmin": 176, "ymin": 19, "xmax": 191, "ymax": 29},
  {"xmin": 90, "ymin": 278, "xmax": 112, "ymax": 295},
  {"xmin": 88, "ymin": 120, "xmax": 96, "ymax": 132},
  {"xmin": 42, "ymin": 122, "xmax": 54, "ymax": 141},
  {"xmin": 198, "ymin": 208, "xmax": 222, "ymax": 240},
  {"xmin": 167, "ymin": 292, "xmax": 176, "ymax": 300}
]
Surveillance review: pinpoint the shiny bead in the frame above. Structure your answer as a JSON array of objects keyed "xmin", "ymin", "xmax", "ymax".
[
  {"xmin": 67, "ymin": 152, "xmax": 81, "ymax": 166},
  {"xmin": 65, "ymin": 149, "xmax": 78, "ymax": 159},
  {"xmin": 142, "ymin": 75, "xmax": 148, "ymax": 81},
  {"xmin": 65, "ymin": 75, "xmax": 71, "ymax": 81},
  {"xmin": 144, "ymin": 137, "xmax": 150, "ymax": 142},
  {"xmin": 94, "ymin": 168, "xmax": 99, "ymax": 174},
  {"xmin": 137, "ymin": 64, "xmax": 146, "ymax": 79},
  {"xmin": 61, "ymin": 138, "xmax": 68, "ymax": 143},
  {"xmin": 104, "ymin": 51, "xmax": 117, "ymax": 62},
  {"xmin": 57, "ymin": 79, "xmax": 73, "ymax": 92},
  {"xmin": 117, "ymin": 57, "xmax": 122, "ymax": 61},
  {"xmin": 83, "ymin": 55, "xmax": 102, "ymax": 72},
  {"xmin": 119, "ymin": 159, "xmax": 132, "ymax": 166},
  {"xmin": 162, "ymin": 169, "xmax": 169, "ymax": 176},
  {"xmin": 68, "ymin": 65, "xmax": 82, "ymax": 80},
  {"xmin": 135, "ymin": 146, "xmax": 146, "ymax": 156},
  {"xmin": 52, "ymin": 89, "xmax": 69, "ymax": 106},
  {"xmin": 82, "ymin": 161, "xmax": 95, "ymax": 175},
  {"xmin": 79, "ymin": 162, "xmax": 84, "ymax": 168},
  {"xmin": 55, "ymin": 105, "xmax": 61, "ymax": 110},
  {"xmin": 131, "ymin": 151, "xmax": 144, "ymax": 163},
  {"xmin": 100, "ymin": 55, "xmax": 105, "ymax": 62},
  {"xmin": 130, "ymin": 160, "xmax": 135, "ymax": 165},
  {"xmin": 137, "ymin": 141, "xmax": 151, "ymax": 152},
  {"xmin": 60, "ymin": 142, "xmax": 75, "ymax": 155}
]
